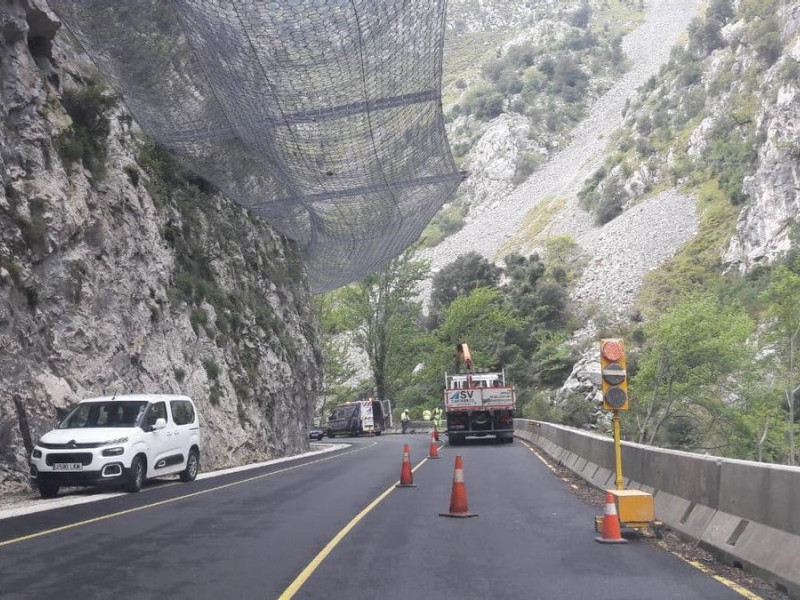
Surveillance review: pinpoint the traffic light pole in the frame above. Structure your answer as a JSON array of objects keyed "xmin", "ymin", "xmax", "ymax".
[{"xmin": 613, "ymin": 410, "xmax": 624, "ymax": 490}]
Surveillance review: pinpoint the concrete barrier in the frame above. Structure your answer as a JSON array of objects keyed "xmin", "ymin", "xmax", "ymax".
[
  {"xmin": 515, "ymin": 419, "xmax": 800, "ymax": 598},
  {"xmin": 384, "ymin": 420, "xmax": 438, "ymax": 434}
]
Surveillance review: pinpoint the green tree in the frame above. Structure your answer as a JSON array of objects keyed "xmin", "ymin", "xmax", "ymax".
[
  {"xmin": 631, "ymin": 296, "xmax": 755, "ymax": 445},
  {"xmin": 341, "ymin": 252, "xmax": 429, "ymax": 401},
  {"xmin": 431, "ymin": 251, "xmax": 502, "ymax": 309},
  {"xmin": 314, "ymin": 291, "xmax": 357, "ymax": 417},
  {"xmin": 436, "ymin": 287, "xmax": 520, "ymax": 356},
  {"xmin": 760, "ymin": 264, "xmax": 800, "ymax": 464}
]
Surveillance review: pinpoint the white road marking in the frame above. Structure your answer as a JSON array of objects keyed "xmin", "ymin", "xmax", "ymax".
[{"xmin": 0, "ymin": 443, "xmax": 349, "ymax": 522}]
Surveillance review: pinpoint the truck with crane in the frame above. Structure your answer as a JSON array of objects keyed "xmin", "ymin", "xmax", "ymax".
[{"xmin": 443, "ymin": 343, "xmax": 516, "ymax": 445}]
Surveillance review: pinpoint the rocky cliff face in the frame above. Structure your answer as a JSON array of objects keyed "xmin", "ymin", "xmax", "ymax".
[
  {"xmin": 0, "ymin": 0, "xmax": 322, "ymax": 493},
  {"xmin": 581, "ymin": 0, "xmax": 799, "ymax": 273},
  {"xmin": 724, "ymin": 9, "xmax": 800, "ymax": 269},
  {"xmin": 552, "ymin": 0, "xmax": 800, "ymax": 425}
]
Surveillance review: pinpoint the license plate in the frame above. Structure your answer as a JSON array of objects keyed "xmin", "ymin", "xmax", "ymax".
[{"xmin": 53, "ymin": 463, "xmax": 83, "ymax": 471}]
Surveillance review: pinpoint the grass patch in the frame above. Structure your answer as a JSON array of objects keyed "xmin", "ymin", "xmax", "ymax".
[
  {"xmin": 592, "ymin": 0, "xmax": 646, "ymax": 36},
  {"xmin": 497, "ymin": 196, "xmax": 565, "ymax": 257},
  {"xmin": 442, "ymin": 30, "xmax": 517, "ymax": 101},
  {"xmin": 417, "ymin": 204, "xmax": 467, "ymax": 249}
]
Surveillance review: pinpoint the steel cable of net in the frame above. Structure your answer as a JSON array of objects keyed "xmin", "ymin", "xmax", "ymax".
[{"xmin": 48, "ymin": 0, "xmax": 462, "ymax": 292}]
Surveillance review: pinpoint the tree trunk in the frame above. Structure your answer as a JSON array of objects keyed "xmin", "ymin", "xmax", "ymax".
[
  {"xmin": 757, "ymin": 417, "xmax": 770, "ymax": 463},
  {"xmin": 637, "ymin": 352, "xmax": 665, "ymax": 444},
  {"xmin": 647, "ymin": 377, "xmax": 675, "ymax": 446}
]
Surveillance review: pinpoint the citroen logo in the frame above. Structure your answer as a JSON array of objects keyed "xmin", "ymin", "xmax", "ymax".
[{"xmin": 68, "ymin": 440, "xmax": 77, "ymax": 449}]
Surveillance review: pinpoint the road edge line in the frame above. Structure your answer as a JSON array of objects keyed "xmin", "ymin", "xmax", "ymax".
[
  {"xmin": 520, "ymin": 440, "xmax": 762, "ymax": 599},
  {"xmin": 0, "ymin": 443, "xmax": 349, "ymax": 522},
  {"xmin": 0, "ymin": 443, "xmax": 372, "ymax": 548}
]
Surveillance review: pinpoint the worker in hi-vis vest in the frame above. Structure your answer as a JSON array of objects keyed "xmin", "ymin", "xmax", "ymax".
[
  {"xmin": 401, "ymin": 409, "xmax": 410, "ymax": 434},
  {"xmin": 433, "ymin": 406, "xmax": 443, "ymax": 431}
]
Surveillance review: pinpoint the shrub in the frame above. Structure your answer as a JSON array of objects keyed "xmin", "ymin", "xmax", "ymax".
[
  {"xmin": 174, "ymin": 367, "xmax": 186, "ymax": 383},
  {"xmin": 473, "ymin": 93, "xmax": 504, "ymax": 121},
  {"xmin": 24, "ymin": 285, "xmax": 39, "ymax": 310},
  {"xmin": 16, "ymin": 215, "xmax": 47, "ymax": 251},
  {"xmin": 190, "ymin": 308, "xmax": 208, "ymax": 332},
  {"xmin": 594, "ymin": 179, "xmax": 626, "ymax": 224},
  {"xmin": 203, "ymin": 358, "xmax": 220, "ymax": 380},
  {"xmin": 752, "ymin": 28, "xmax": 783, "ymax": 66},
  {"xmin": 512, "ymin": 152, "xmax": 542, "ymax": 186},
  {"xmin": 707, "ymin": 0, "xmax": 734, "ymax": 24},
  {"xmin": 506, "ymin": 44, "xmax": 536, "ymax": 68},
  {"xmin": 209, "ymin": 383, "xmax": 222, "ymax": 406},
  {"xmin": 124, "ymin": 165, "xmax": 140, "ymax": 187},
  {"xmin": 570, "ymin": 3, "xmax": 592, "ymax": 29},
  {"xmin": 56, "ymin": 81, "xmax": 118, "ymax": 179},
  {"xmin": 496, "ymin": 72, "xmax": 523, "ymax": 95},
  {"xmin": 482, "ymin": 58, "xmax": 506, "ymax": 82}
]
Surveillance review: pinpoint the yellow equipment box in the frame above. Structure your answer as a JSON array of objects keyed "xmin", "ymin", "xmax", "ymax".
[{"xmin": 611, "ymin": 489, "xmax": 654, "ymax": 525}]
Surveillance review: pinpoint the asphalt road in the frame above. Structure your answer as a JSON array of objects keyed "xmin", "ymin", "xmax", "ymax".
[{"xmin": 0, "ymin": 436, "xmax": 745, "ymax": 600}]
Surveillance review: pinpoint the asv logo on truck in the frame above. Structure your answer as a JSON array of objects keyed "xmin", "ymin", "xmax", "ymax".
[{"xmin": 449, "ymin": 391, "xmax": 474, "ymax": 401}]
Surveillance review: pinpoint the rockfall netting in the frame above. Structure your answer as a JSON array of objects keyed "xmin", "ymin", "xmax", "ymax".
[{"xmin": 49, "ymin": 0, "xmax": 461, "ymax": 292}]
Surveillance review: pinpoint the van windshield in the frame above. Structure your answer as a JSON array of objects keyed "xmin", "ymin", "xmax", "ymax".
[{"xmin": 59, "ymin": 401, "xmax": 149, "ymax": 429}]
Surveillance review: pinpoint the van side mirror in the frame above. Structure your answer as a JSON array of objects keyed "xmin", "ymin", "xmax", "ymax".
[{"xmin": 152, "ymin": 418, "xmax": 167, "ymax": 431}]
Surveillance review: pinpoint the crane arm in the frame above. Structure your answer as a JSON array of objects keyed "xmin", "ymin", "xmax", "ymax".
[{"xmin": 456, "ymin": 343, "xmax": 472, "ymax": 372}]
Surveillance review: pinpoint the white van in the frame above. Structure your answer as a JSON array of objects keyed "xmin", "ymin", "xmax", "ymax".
[{"xmin": 29, "ymin": 394, "xmax": 201, "ymax": 498}]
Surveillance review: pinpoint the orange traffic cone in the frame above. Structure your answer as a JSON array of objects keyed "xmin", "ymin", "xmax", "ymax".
[
  {"xmin": 396, "ymin": 444, "xmax": 416, "ymax": 488},
  {"xmin": 428, "ymin": 432, "xmax": 440, "ymax": 459},
  {"xmin": 439, "ymin": 455, "xmax": 477, "ymax": 518},
  {"xmin": 595, "ymin": 491, "xmax": 628, "ymax": 544},
  {"xmin": 433, "ymin": 427, "xmax": 439, "ymax": 441}
]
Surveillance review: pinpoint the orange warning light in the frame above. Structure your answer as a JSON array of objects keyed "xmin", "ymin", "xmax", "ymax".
[
  {"xmin": 601, "ymin": 340, "xmax": 624, "ymax": 362},
  {"xmin": 600, "ymin": 339, "xmax": 629, "ymax": 411}
]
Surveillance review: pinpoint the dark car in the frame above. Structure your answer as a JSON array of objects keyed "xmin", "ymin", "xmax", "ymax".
[{"xmin": 309, "ymin": 427, "xmax": 324, "ymax": 441}]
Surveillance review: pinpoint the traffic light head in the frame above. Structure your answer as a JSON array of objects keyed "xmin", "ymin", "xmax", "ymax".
[{"xmin": 601, "ymin": 338, "xmax": 629, "ymax": 410}]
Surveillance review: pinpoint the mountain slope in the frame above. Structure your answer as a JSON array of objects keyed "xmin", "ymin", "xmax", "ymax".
[{"xmin": 421, "ymin": 0, "xmax": 702, "ymax": 281}]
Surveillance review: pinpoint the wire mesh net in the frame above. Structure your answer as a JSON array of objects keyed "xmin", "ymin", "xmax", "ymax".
[{"xmin": 49, "ymin": 0, "xmax": 461, "ymax": 292}]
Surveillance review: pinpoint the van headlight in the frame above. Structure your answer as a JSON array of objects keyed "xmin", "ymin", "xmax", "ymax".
[
  {"xmin": 32, "ymin": 448, "xmax": 42, "ymax": 459},
  {"xmin": 102, "ymin": 437, "xmax": 128, "ymax": 446},
  {"xmin": 102, "ymin": 447, "xmax": 125, "ymax": 457}
]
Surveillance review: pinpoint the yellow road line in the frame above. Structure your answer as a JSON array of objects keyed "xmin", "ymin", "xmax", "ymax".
[
  {"xmin": 0, "ymin": 443, "xmax": 375, "ymax": 549},
  {"xmin": 520, "ymin": 441, "xmax": 557, "ymax": 473},
  {"xmin": 278, "ymin": 456, "xmax": 432, "ymax": 600},
  {"xmin": 521, "ymin": 442, "xmax": 761, "ymax": 599},
  {"xmin": 654, "ymin": 542, "xmax": 762, "ymax": 600}
]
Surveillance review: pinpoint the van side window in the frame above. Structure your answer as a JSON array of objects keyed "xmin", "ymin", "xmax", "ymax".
[
  {"xmin": 144, "ymin": 402, "xmax": 167, "ymax": 428},
  {"xmin": 170, "ymin": 400, "xmax": 195, "ymax": 426}
]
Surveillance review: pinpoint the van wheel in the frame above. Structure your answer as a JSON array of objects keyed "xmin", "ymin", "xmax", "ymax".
[
  {"xmin": 180, "ymin": 449, "xmax": 199, "ymax": 482},
  {"xmin": 124, "ymin": 455, "xmax": 145, "ymax": 493},
  {"xmin": 38, "ymin": 483, "xmax": 59, "ymax": 499}
]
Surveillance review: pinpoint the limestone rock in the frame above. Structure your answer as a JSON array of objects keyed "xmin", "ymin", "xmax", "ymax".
[{"xmin": 0, "ymin": 1, "xmax": 322, "ymax": 495}]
